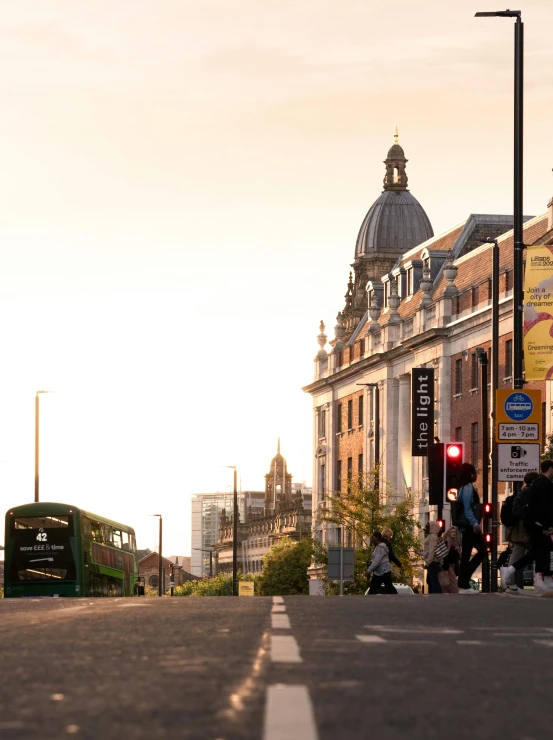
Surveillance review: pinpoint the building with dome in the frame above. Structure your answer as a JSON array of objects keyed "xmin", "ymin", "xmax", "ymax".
[
  {"xmin": 212, "ymin": 442, "xmax": 312, "ymax": 576},
  {"xmin": 303, "ymin": 131, "xmax": 553, "ymax": 557}
]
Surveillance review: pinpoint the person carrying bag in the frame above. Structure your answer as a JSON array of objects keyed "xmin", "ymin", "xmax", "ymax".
[{"xmin": 452, "ymin": 463, "xmax": 485, "ymax": 594}]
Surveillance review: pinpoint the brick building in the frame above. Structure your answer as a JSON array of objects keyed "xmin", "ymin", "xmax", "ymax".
[
  {"xmin": 303, "ymin": 131, "xmax": 553, "ymax": 550},
  {"xmin": 138, "ymin": 552, "xmax": 199, "ymax": 592}
]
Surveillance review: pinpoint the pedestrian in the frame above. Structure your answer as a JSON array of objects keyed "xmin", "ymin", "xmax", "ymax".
[
  {"xmin": 365, "ymin": 531, "xmax": 396, "ymax": 594},
  {"xmin": 423, "ymin": 520, "xmax": 443, "ymax": 593},
  {"xmin": 381, "ymin": 527, "xmax": 401, "ymax": 594},
  {"xmin": 497, "ymin": 544, "xmax": 513, "ymax": 570},
  {"xmin": 499, "ymin": 471, "xmax": 536, "ymax": 591},
  {"xmin": 455, "ymin": 463, "xmax": 485, "ymax": 594},
  {"xmin": 501, "ymin": 461, "xmax": 553, "ymax": 592},
  {"xmin": 441, "ymin": 527, "xmax": 461, "ymax": 593}
]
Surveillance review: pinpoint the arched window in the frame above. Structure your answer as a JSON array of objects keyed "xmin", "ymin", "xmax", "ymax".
[{"xmin": 149, "ymin": 575, "xmax": 159, "ymax": 588}]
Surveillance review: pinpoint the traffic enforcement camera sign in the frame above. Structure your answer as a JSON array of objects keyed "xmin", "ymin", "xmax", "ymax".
[
  {"xmin": 498, "ymin": 443, "xmax": 540, "ymax": 482},
  {"xmin": 495, "ymin": 389, "xmax": 541, "ymax": 442}
]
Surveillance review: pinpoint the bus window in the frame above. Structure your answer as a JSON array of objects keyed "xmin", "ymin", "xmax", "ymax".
[
  {"xmin": 82, "ymin": 517, "xmax": 92, "ymax": 539},
  {"xmin": 14, "ymin": 515, "xmax": 70, "ymax": 530},
  {"xmin": 121, "ymin": 531, "xmax": 130, "ymax": 550},
  {"xmin": 103, "ymin": 525, "xmax": 113, "ymax": 545},
  {"xmin": 90, "ymin": 520, "xmax": 103, "ymax": 543},
  {"xmin": 112, "ymin": 529, "xmax": 122, "ymax": 549},
  {"xmin": 9, "ymin": 515, "xmax": 76, "ymax": 582}
]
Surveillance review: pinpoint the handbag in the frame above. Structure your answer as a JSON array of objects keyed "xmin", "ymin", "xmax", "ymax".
[
  {"xmin": 438, "ymin": 569, "xmax": 451, "ymax": 590},
  {"xmin": 435, "ymin": 539, "xmax": 449, "ymax": 560}
]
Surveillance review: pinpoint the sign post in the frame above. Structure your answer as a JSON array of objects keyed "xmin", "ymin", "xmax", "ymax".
[{"xmin": 495, "ymin": 389, "xmax": 541, "ymax": 482}]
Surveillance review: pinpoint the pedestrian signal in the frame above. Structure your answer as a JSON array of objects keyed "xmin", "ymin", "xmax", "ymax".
[
  {"xmin": 437, "ymin": 520, "xmax": 444, "ymax": 531},
  {"xmin": 483, "ymin": 503, "xmax": 492, "ymax": 517},
  {"xmin": 445, "ymin": 443, "xmax": 464, "ymax": 501},
  {"xmin": 484, "ymin": 532, "xmax": 492, "ymax": 552}
]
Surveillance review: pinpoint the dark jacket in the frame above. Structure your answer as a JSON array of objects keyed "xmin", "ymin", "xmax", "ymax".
[
  {"xmin": 529, "ymin": 474, "xmax": 553, "ymax": 529},
  {"xmin": 383, "ymin": 537, "xmax": 402, "ymax": 569}
]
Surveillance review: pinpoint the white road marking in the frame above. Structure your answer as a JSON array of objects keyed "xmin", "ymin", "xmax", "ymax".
[
  {"xmin": 356, "ymin": 635, "xmax": 387, "ymax": 644},
  {"xmin": 273, "ymin": 596, "xmax": 284, "ymax": 605},
  {"xmin": 270, "ymin": 635, "xmax": 302, "ymax": 663},
  {"xmin": 264, "ymin": 685, "xmax": 318, "ymax": 740},
  {"xmin": 533, "ymin": 640, "xmax": 553, "ymax": 647},
  {"xmin": 457, "ymin": 641, "xmax": 483, "ymax": 645},
  {"xmin": 271, "ymin": 604, "xmax": 286, "ymax": 613},
  {"xmin": 271, "ymin": 613, "xmax": 291, "ymax": 630},
  {"xmin": 364, "ymin": 626, "xmax": 463, "ymax": 635},
  {"xmin": 493, "ymin": 632, "xmax": 553, "ymax": 637}
]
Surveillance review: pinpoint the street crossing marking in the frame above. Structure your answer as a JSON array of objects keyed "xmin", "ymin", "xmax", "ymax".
[
  {"xmin": 356, "ymin": 635, "xmax": 386, "ymax": 644},
  {"xmin": 364, "ymin": 626, "xmax": 463, "ymax": 635},
  {"xmin": 264, "ymin": 685, "xmax": 318, "ymax": 740},
  {"xmin": 270, "ymin": 635, "xmax": 302, "ymax": 663},
  {"xmin": 271, "ymin": 613, "xmax": 291, "ymax": 630},
  {"xmin": 273, "ymin": 596, "xmax": 284, "ymax": 605},
  {"xmin": 271, "ymin": 605, "xmax": 286, "ymax": 613}
]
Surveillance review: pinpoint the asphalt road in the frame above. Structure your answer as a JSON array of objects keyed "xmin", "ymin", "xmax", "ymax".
[{"xmin": 1, "ymin": 593, "xmax": 552, "ymax": 739}]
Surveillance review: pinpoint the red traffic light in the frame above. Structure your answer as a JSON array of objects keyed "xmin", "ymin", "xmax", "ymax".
[
  {"xmin": 484, "ymin": 532, "xmax": 492, "ymax": 551},
  {"xmin": 446, "ymin": 444, "xmax": 462, "ymax": 459},
  {"xmin": 483, "ymin": 503, "xmax": 492, "ymax": 516},
  {"xmin": 437, "ymin": 520, "xmax": 444, "ymax": 530}
]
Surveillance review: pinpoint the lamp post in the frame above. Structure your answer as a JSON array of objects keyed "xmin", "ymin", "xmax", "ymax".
[
  {"xmin": 225, "ymin": 466, "xmax": 239, "ymax": 596},
  {"xmin": 475, "ymin": 10, "xmax": 524, "ymax": 392},
  {"xmin": 151, "ymin": 514, "xmax": 163, "ymax": 596},
  {"xmin": 35, "ymin": 390, "xmax": 55, "ymax": 503}
]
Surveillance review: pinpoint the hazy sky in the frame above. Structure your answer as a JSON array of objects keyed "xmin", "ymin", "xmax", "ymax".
[{"xmin": 0, "ymin": 2, "xmax": 551, "ymax": 555}]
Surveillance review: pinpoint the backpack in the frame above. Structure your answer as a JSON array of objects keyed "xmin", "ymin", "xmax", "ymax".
[
  {"xmin": 512, "ymin": 485, "xmax": 532, "ymax": 522},
  {"xmin": 451, "ymin": 484, "xmax": 482, "ymax": 529},
  {"xmin": 500, "ymin": 494, "xmax": 519, "ymax": 527}
]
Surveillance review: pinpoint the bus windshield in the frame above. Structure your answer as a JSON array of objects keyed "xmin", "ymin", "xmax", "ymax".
[{"xmin": 9, "ymin": 514, "xmax": 76, "ymax": 582}]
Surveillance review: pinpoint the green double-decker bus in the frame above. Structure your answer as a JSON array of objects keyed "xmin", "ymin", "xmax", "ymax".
[{"xmin": 4, "ymin": 502, "xmax": 139, "ymax": 598}]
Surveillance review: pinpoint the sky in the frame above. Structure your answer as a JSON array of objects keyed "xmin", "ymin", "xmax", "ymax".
[{"xmin": 0, "ymin": 1, "xmax": 551, "ymax": 556}]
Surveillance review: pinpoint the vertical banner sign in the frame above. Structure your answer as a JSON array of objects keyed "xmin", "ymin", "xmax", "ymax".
[
  {"xmin": 411, "ymin": 368, "xmax": 434, "ymax": 456},
  {"xmin": 524, "ymin": 245, "xmax": 553, "ymax": 380}
]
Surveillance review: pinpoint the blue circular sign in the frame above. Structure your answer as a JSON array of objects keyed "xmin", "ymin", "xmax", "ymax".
[{"xmin": 504, "ymin": 392, "xmax": 534, "ymax": 421}]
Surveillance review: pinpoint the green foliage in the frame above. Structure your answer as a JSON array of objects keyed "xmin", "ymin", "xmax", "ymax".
[
  {"xmin": 541, "ymin": 434, "xmax": 553, "ymax": 462},
  {"xmin": 257, "ymin": 536, "xmax": 314, "ymax": 596},
  {"xmin": 318, "ymin": 469, "xmax": 422, "ymax": 594},
  {"xmin": 173, "ymin": 571, "xmax": 257, "ymax": 597}
]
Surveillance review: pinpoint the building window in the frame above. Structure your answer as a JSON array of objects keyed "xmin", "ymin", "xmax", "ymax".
[
  {"xmin": 407, "ymin": 268, "xmax": 413, "ymax": 295},
  {"xmin": 505, "ymin": 339, "xmax": 513, "ymax": 378},
  {"xmin": 455, "ymin": 358, "xmax": 463, "ymax": 395},
  {"xmin": 318, "ymin": 408, "xmax": 326, "ymax": 438},
  {"xmin": 349, "ymin": 346, "xmax": 355, "ymax": 363},
  {"xmin": 337, "ymin": 403, "xmax": 342, "ymax": 433},
  {"xmin": 487, "ymin": 279, "xmax": 492, "ymax": 301},
  {"xmin": 358, "ymin": 395, "xmax": 364, "ymax": 427},
  {"xmin": 471, "ymin": 353, "xmax": 479, "ymax": 390},
  {"xmin": 505, "ymin": 270, "xmax": 512, "ymax": 292},
  {"xmin": 360, "ymin": 338, "xmax": 365, "ymax": 356},
  {"xmin": 336, "ymin": 460, "xmax": 342, "ymax": 493},
  {"xmin": 319, "ymin": 463, "xmax": 326, "ymax": 501},
  {"xmin": 347, "ymin": 457, "xmax": 353, "ymax": 491},
  {"xmin": 471, "ymin": 286, "xmax": 478, "ymax": 309},
  {"xmin": 455, "ymin": 427, "xmax": 463, "ymax": 442},
  {"xmin": 358, "ymin": 453, "xmax": 363, "ymax": 479},
  {"xmin": 347, "ymin": 400, "xmax": 353, "ymax": 430},
  {"xmin": 471, "ymin": 422, "xmax": 479, "ymax": 467}
]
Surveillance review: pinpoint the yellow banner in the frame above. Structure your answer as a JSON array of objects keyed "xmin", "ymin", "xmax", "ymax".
[
  {"xmin": 238, "ymin": 582, "xmax": 254, "ymax": 597},
  {"xmin": 523, "ymin": 245, "xmax": 553, "ymax": 380}
]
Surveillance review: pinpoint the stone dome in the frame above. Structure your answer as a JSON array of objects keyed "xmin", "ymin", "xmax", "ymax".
[{"xmin": 355, "ymin": 189, "xmax": 434, "ymax": 258}]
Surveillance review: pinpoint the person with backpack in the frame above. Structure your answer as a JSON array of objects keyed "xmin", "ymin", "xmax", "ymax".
[
  {"xmin": 501, "ymin": 461, "xmax": 553, "ymax": 591},
  {"xmin": 455, "ymin": 463, "xmax": 485, "ymax": 594},
  {"xmin": 499, "ymin": 471, "xmax": 536, "ymax": 591},
  {"xmin": 422, "ymin": 520, "xmax": 443, "ymax": 593}
]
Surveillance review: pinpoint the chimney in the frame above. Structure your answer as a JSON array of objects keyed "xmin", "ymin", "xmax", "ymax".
[{"xmin": 548, "ymin": 195, "xmax": 553, "ymax": 231}]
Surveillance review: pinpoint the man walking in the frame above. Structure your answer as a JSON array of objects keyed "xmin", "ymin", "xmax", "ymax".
[
  {"xmin": 501, "ymin": 460, "xmax": 553, "ymax": 591},
  {"xmin": 365, "ymin": 531, "xmax": 396, "ymax": 595},
  {"xmin": 456, "ymin": 463, "xmax": 486, "ymax": 594}
]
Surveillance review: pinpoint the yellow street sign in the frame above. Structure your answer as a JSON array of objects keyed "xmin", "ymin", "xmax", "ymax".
[
  {"xmin": 238, "ymin": 582, "xmax": 254, "ymax": 597},
  {"xmin": 495, "ymin": 389, "xmax": 541, "ymax": 442}
]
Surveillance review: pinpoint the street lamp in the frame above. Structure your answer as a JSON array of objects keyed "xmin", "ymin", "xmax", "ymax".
[
  {"xmin": 35, "ymin": 390, "xmax": 55, "ymax": 503},
  {"xmin": 475, "ymin": 9, "xmax": 524, "ymax": 391},
  {"xmin": 150, "ymin": 514, "xmax": 163, "ymax": 596},
  {"xmin": 224, "ymin": 466, "xmax": 238, "ymax": 596}
]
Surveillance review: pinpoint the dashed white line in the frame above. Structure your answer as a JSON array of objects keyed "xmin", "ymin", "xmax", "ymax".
[
  {"xmin": 270, "ymin": 635, "xmax": 302, "ymax": 663},
  {"xmin": 365, "ymin": 626, "xmax": 463, "ymax": 635},
  {"xmin": 271, "ymin": 613, "xmax": 291, "ymax": 630},
  {"xmin": 264, "ymin": 685, "xmax": 318, "ymax": 740},
  {"xmin": 356, "ymin": 635, "xmax": 387, "ymax": 644},
  {"xmin": 271, "ymin": 604, "xmax": 286, "ymax": 613},
  {"xmin": 272, "ymin": 596, "xmax": 284, "ymax": 605}
]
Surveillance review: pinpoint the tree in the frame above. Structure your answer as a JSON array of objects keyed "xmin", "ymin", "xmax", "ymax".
[
  {"xmin": 257, "ymin": 536, "xmax": 314, "ymax": 596},
  {"xmin": 318, "ymin": 469, "xmax": 422, "ymax": 594}
]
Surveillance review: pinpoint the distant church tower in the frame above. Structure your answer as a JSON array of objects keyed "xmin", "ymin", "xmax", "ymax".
[{"xmin": 264, "ymin": 439, "xmax": 292, "ymax": 510}]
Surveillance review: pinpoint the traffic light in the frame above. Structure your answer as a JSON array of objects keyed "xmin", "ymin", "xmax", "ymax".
[
  {"xmin": 428, "ymin": 443, "xmax": 445, "ymax": 506},
  {"xmin": 484, "ymin": 532, "xmax": 492, "ymax": 552},
  {"xmin": 445, "ymin": 442, "xmax": 464, "ymax": 501},
  {"xmin": 437, "ymin": 519, "xmax": 444, "ymax": 531},
  {"xmin": 483, "ymin": 502, "xmax": 492, "ymax": 518}
]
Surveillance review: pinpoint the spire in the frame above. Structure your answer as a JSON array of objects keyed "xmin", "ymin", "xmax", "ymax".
[
  {"xmin": 383, "ymin": 129, "xmax": 408, "ymax": 191},
  {"xmin": 277, "ymin": 437, "xmax": 281, "ymax": 455}
]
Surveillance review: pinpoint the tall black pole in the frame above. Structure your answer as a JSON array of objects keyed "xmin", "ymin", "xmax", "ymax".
[
  {"xmin": 513, "ymin": 16, "xmax": 524, "ymax": 392},
  {"xmin": 233, "ymin": 467, "xmax": 238, "ymax": 596},
  {"xmin": 34, "ymin": 393, "xmax": 40, "ymax": 503},
  {"xmin": 491, "ymin": 240, "xmax": 500, "ymax": 592},
  {"xmin": 479, "ymin": 349, "xmax": 490, "ymax": 592},
  {"xmin": 158, "ymin": 515, "xmax": 163, "ymax": 597}
]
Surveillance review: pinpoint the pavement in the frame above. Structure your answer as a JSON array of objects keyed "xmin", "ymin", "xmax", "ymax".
[{"xmin": 1, "ymin": 593, "xmax": 553, "ymax": 739}]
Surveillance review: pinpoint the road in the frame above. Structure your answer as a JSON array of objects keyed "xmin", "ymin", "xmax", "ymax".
[{"xmin": 1, "ymin": 593, "xmax": 552, "ymax": 739}]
